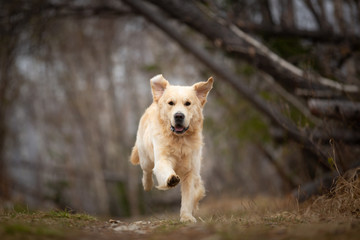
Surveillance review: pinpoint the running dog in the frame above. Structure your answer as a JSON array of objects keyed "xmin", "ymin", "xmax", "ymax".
[{"xmin": 130, "ymin": 74, "xmax": 213, "ymax": 222}]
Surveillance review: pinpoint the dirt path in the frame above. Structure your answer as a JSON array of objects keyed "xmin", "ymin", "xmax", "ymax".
[
  {"xmin": 105, "ymin": 196, "xmax": 360, "ymax": 239},
  {"xmin": 1, "ymin": 197, "xmax": 360, "ymax": 240}
]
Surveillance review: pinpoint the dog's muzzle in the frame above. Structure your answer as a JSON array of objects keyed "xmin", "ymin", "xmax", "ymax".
[{"xmin": 171, "ymin": 112, "xmax": 189, "ymax": 134}]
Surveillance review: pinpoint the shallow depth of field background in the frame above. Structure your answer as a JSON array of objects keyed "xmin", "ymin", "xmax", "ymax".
[{"xmin": 1, "ymin": 0, "xmax": 359, "ymax": 218}]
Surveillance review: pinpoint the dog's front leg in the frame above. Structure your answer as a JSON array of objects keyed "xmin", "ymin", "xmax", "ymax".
[
  {"xmin": 153, "ymin": 159, "xmax": 180, "ymax": 190},
  {"xmin": 153, "ymin": 142, "xmax": 180, "ymax": 190},
  {"xmin": 180, "ymin": 173, "xmax": 197, "ymax": 222}
]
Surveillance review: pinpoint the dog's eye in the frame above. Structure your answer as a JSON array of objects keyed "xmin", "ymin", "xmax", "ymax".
[
  {"xmin": 185, "ymin": 101, "xmax": 191, "ymax": 106},
  {"xmin": 168, "ymin": 101, "xmax": 174, "ymax": 106}
]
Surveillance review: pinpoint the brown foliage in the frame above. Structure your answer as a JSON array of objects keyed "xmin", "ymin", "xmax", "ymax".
[{"xmin": 307, "ymin": 168, "xmax": 360, "ymax": 218}]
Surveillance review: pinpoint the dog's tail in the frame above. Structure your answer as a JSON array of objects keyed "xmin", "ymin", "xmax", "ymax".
[{"xmin": 130, "ymin": 145, "xmax": 140, "ymax": 165}]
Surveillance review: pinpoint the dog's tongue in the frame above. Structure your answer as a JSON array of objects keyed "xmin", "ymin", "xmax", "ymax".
[{"xmin": 175, "ymin": 126, "xmax": 184, "ymax": 132}]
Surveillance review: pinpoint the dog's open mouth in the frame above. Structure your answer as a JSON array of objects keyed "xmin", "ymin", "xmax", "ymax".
[{"xmin": 171, "ymin": 124, "xmax": 189, "ymax": 134}]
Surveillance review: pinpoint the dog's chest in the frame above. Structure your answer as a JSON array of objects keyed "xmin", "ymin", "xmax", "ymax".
[
  {"xmin": 168, "ymin": 137, "xmax": 200, "ymax": 172},
  {"xmin": 168, "ymin": 139, "xmax": 193, "ymax": 159}
]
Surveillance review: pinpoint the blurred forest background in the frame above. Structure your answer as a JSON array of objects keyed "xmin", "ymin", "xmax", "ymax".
[{"xmin": 0, "ymin": 0, "xmax": 360, "ymax": 217}]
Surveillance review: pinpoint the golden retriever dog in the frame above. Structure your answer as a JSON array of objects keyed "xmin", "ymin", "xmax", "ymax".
[{"xmin": 130, "ymin": 74, "xmax": 213, "ymax": 222}]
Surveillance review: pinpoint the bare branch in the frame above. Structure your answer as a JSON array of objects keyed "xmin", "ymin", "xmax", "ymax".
[
  {"xmin": 228, "ymin": 24, "xmax": 358, "ymax": 93},
  {"xmin": 308, "ymin": 99, "xmax": 360, "ymax": 120},
  {"xmin": 262, "ymin": 74, "xmax": 322, "ymax": 125},
  {"xmin": 145, "ymin": 0, "xmax": 358, "ymax": 94},
  {"xmin": 234, "ymin": 22, "xmax": 360, "ymax": 48},
  {"xmin": 0, "ymin": 2, "xmax": 133, "ymax": 23}
]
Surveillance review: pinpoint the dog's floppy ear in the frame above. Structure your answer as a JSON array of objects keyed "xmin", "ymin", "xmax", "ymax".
[
  {"xmin": 193, "ymin": 77, "xmax": 214, "ymax": 106},
  {"xmin": 150, "ymin": 74, "xmax": 169, "ymax": 102}
]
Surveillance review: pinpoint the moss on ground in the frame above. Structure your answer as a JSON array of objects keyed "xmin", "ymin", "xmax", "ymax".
[{"xmin": 0, "ymin": 209, "xmax": 101, "ymax": 240}]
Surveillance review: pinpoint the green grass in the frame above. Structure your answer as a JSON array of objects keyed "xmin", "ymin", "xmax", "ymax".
[
  {"xmin": 153, "ymin": 219, "xmax": 186, "ymax": 233},
  {"xmin": 3, "ymin": 223, "xmax": 62, "ymax": 237},
  {"xmin": 45, "ymin": 210, "xmax": 97, "ymax": 221}
]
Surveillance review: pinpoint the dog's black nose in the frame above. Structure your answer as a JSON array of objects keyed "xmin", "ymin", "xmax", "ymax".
[{"xmin": 174, "ymin": 112, "xmax": 185, "ymax": 122}]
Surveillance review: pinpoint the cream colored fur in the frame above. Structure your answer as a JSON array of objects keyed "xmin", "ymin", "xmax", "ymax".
[{"xmin": 130, "ymin": 74, "xmax": 213, "ymax": 222}]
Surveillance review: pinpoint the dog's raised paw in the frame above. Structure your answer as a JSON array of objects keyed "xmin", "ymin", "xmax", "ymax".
[{"xmin": 167, "ymin": 175, "xmax": 180, "ymax": 187}]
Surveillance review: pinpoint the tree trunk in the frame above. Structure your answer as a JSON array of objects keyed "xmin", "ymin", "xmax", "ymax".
[
  {"xmin": 271, "ymin": 126, "xmax": 360, "ymax": 144},
  {"xmin": 308, "ymin": 99, "xmax": 360, "ymax": 120}
]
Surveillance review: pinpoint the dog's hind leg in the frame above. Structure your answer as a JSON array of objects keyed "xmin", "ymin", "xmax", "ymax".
[
  {"xmin": 180, "ymin": 173, "xmax": 197, "ymax": 222},
  {"xmin": 193, "ymin": 175, "xmax": 205, "ymax": 212},
  {"xmin": 138, "ymin": 151, "xmax": 154, "ymax": 191},
  {"xmin": 142, "ymin": 170, "xmax": 153, "ymax": 191}
]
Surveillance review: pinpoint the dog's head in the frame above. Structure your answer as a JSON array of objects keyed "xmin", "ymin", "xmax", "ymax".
[{"xmin": 150, "ymin": 74, "xmax": 213, "ymax": 135}]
